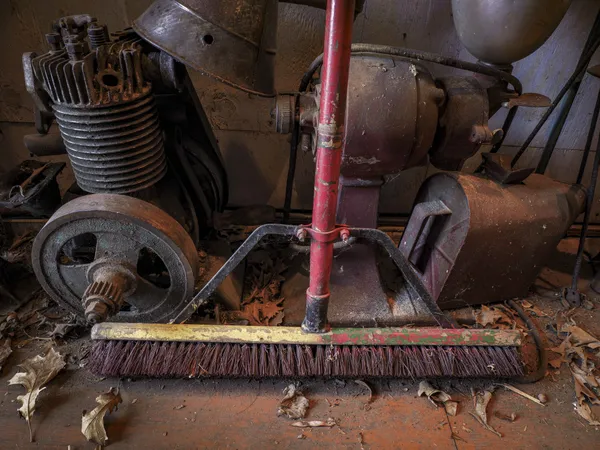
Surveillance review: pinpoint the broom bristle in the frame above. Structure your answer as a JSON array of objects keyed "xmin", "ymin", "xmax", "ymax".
[{"xmin": 88, "ymin": 340, "xmax": 524, "ymax": 378}]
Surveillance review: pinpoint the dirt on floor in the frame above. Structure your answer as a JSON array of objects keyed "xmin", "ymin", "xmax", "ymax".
[{"xmin": 0, "ymin": 238, "xmax": 599, "ymax": 449}]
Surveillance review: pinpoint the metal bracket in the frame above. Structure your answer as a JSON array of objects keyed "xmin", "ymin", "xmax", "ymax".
[
  {"xmin": 481, "ymin": 152, "xmax": 534, "ymax": 184},
  {"xmin": 175, "ymin": 223, "xmax": 457, "ymax": 329},
  {"xmin": 296, "ymin": 223, "xmax": 350, "ymax": 243}
]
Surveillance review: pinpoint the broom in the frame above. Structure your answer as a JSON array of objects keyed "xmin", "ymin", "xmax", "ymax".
[
  {"xmin": 88, "ymin": 323, "xmax": 527, "ymax": 378},
  {"xmin": 87, "ymin": 0, "xmax": 542, "ymax": 381}
]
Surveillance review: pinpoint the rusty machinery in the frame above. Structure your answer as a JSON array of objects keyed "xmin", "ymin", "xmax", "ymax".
[{"xmin": 23, "ymin": 0, "xmax": 584, "ymax": 327}]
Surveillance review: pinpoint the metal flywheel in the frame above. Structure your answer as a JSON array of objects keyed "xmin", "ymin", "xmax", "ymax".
[{"xmin": 32, "ymin": 194, "xmax": 199, "ymax": 323}]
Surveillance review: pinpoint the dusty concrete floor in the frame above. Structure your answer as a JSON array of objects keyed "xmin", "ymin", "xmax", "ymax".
[{"xmin": 1, "ymin": 238, "xmax": 600, "ymax": 449}]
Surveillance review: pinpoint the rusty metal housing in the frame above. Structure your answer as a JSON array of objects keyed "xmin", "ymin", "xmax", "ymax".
[
  {"xmin": 340, "ymin": 55, "xmax": 444, "ymax": 178},
  {"xmin": 402, "ymin": 173, "xmax": 586, "ymax": 309}
]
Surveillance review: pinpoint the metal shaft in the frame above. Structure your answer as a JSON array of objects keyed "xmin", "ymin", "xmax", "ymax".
[
  {"xmin": 535, "ymin": 11, "xmax": 600, "ymax": 174},
  {"xmin": 571, "ymin": 88, "xmax": 600, "ymax": 291},
  {"xmin": 303, "ymin": 0, "xmax": 355, "ymax": 333},
  {"xmin": 576, "ymin": 81, "xmax": 600, "ymax": 184}
]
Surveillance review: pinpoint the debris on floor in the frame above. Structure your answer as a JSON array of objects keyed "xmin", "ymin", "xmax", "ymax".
[
  {"xmin": 520, "ymin": 299, "xmax": 549, "ymax": 317},
  {"xmin": 549, "ymin": 313, "xmax": 600, "ymax": 425},
  {"xmin": 0, "ymin": 222, "xmax": 599, "ymax": 447},
  {"xmin": 496, "ymin": 383, "xmax": 547, "ymax": 407},
  {"xmin": 470, "ymin": 389, "xmax": 502, "ymax": 438},
  {"xmin": 278, "ymin": 384, "xmax": 310, "ymax": 419},
  {"xmin": 81, "ymin": 387, "xmax": 123, "ymax": 446},
  {"xmin": 291, "ymin": 418, "xmax": 336, "ymax": 428},
  {"xmin": 494, "ymin": 411, "xmax": 517, "ymax": 422},
  {"xmin": 50, "ymin": 316, "xmax": 81, "ymax": 339},
  {"xmin": 474, "ymin": 304, "xmax": 516, "ymax": 329},
  {"xmin": 222, "ymin": 249, "xmax": 287, "ymax": 326},
  {"xmin": 418, "ymin": 381, "xmax": 458, "ymax": 416},
  {"xmin": 354, "ymin": 379, "xmax": 374, "ymax": 409},
  {"xmin": 0, "ymin": 337, "xmax": 12, "ymax": 372},
  {"xmin": 1, "ymin": 231, "xmax": 35, "ymax": 270},
  {"xmin": 8, "ymin": 347, "xmax": 66, "ymax": 442}
]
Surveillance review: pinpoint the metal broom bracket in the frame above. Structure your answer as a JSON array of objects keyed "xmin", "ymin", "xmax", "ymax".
[
  {"xmin": 171, "ymin": 223, "xmax": 458, "ymax": 329},
  {"xmin": 296, "ymin": 223, "xmax": 350, "ymax": 243}
]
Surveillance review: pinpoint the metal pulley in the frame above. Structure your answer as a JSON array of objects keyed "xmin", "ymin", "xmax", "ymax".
[{"xmin": 32, "ymin": 194, "xmax": 199, "ymax": 323}]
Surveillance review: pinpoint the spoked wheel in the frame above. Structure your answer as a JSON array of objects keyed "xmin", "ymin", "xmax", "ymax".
[{"xmin": 32, "ymin": 194, "xmax": 199, "ymax": 323}]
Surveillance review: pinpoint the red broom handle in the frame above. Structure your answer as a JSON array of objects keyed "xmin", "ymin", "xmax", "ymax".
[{"xmin": 302, "ymin": 0, "xmax": 355, "ymax": 333}]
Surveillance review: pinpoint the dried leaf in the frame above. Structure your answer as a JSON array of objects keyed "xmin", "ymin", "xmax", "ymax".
[
  {"xmin": 269, "ymin": 310, "xmax": 285, "ymax": 326},
  {"xmin": 0, "ymin": 338, "xmax": 12, "ymax": 372},
  {"xmin": 418, "ymin": 381, "xmax": 451, "ymax": 403},
  {"xmin": 563, "ymin": 326, "xmax": 600, "ymax": 349},
  {"xmin": 243, "ymin": 255, "xmax": 287, "ymax": 305},
  {"xmin": 354, "ymin": 379, "xmax": 373, "ymax": 404},
  {"xmin": 418, "ymin": 381, "xmax": 458, "ymax": 416},
  {"xmin": 278, "ymin": 384, "xmax": 309, "ymax": 419},
  {"xmin": 291, "ymin": 418, "xmax": 336, "ymax": 428},
  {"xmin": 475, "ymin": 305, "xmax": 515, "ymax": 329},
  {"xmin": 8, "ymin": 348, "xmax": 66, "ymax": 442},
  {"xmin": 51, "ymin": 323, "xmax": 77, "ymax": 339},
  {"xmin": 444, "ymin": 401, "xmax": 459, "ymax": 417},
  {"xmin": 260, "ymin": 299, "xmax": 284, "ymax": 321},
  {"xmin": 555, "ymin": 310, "xmax": 577, "ymax": 332},
  {"xmin": 549, "ymin": 358, "xmax": 563, "ymax": 369},
  {"xmin": 237, "ymin": 303, "xmax": 263, "ymax": 325},
  {"xmin": 551, "ymin": 319, "xmax": 600, "ymax": 426},
  {"xmin": 494, "ymin": 411, "xmax": 517, "ymax": 422},
  {"xmin": 470, "ymin": 390, "xmax": 502, "ymax": 437},
  {"xmin": 520, "ymin": 300, "xmax": 533, "ymax": 308},
  {"xmin": 235, "ymin": 299, "xmax": 285, "ymax": 326},
  {"xmin": 550, "ymin": 338, "xmax": 568, "ymax": 362},
  {"xmin": 575, "ymin": 402, "xmax": 600, "ymax": 426},
  {"xmin": 520, "ymin": 300, "xmax": 549, "ymax": 317},
  {"xmin": 571, "ymin": 363, "xmax": 600, "ymax": 406},
  {"xmin": 81, "ymin": 387, "xmax": 123, "ymax": 445}
]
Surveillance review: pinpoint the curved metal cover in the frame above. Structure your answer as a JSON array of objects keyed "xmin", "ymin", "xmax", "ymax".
[
  {"xmin": 134, "ymin": 0, "xmax": 277, "ymax": 96},
  {"xmin": 406, "ymin": 173, "xmax": 585, "ymax": 309},
  {"xmin": 341, "ymin": 55, "xmax": 443, "ymax": 178},
  {"xmin": 451, "ymin": 0, "xmax": 571, "ymax": 64}
]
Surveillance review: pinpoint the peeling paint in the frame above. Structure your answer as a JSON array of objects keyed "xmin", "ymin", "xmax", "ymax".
[{"xmin": 347, "ymin": 156, "xmax": 381, "ymax": 165}]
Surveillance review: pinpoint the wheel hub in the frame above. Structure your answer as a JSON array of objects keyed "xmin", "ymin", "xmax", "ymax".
[
  {"xmin": 32, "ymin": 194, "xmax": 199, "ymax": 323},
  {"xmin": 82, "ymin": 259, "xmax": 138, "ymax": 323}
]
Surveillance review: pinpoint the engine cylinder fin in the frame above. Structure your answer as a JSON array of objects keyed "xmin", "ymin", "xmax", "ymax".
[{"xmin": 53, "ymin": 92, "xmax": 167, "ymax": 194}]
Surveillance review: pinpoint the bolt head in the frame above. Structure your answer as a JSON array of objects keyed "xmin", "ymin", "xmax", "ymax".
[
  {"xmin": 296, "ymin": 229, "xmax": 307, "ymax": 242},
  {"xmin": 45, "ymin": 33, "xmax": 62, "ymax": 51},
  {"xmin": 469, "ymin": 124, "xmax": 492, "ymax": 144},
  {"xmin": 65, "ymin": 41, "xmax": 84, "ymax": 51},
  {"xmin": 340, "ymin": 229, "xmax": 350, "ymax": 242},
  {"xmin": 46, "ymin": 33, "xmax": 61, "ymax": 44},
  {"xmin": 85, "ymin": 301, "xmax": 109, "ymax": 324}
]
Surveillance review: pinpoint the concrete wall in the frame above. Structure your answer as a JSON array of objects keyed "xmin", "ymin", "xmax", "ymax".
[{"xmin": 1, "ymin": 0, "xmax": 600, "ymax": 217}]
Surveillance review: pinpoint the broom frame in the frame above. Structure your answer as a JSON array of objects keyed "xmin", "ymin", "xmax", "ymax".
[
  {"xmin": 92, "ymin": 323, "xmax": 521, "ymax": 347},
  {"xmin": 171, "ymin": 224, "xmax": 458, "ymax": 329}
]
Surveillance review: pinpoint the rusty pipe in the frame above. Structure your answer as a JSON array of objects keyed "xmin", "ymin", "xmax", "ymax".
[{"xmin": 302, "ymin": 0, "xmax": 355, "ymax": 333}]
